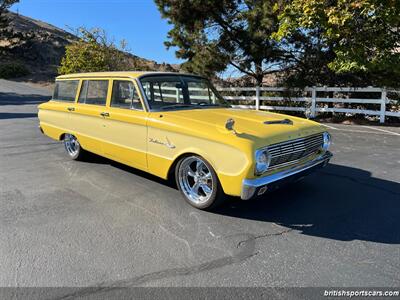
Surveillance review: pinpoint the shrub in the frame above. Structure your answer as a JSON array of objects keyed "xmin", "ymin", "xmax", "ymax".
[{"xmin": 0, "ymin": 62, "xmax": 30, "ymax": 79}]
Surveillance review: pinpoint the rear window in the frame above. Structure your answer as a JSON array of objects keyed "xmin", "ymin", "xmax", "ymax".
[{"xmin": 53, "ymin": 80, "xmax": 79, "ymax": 102}]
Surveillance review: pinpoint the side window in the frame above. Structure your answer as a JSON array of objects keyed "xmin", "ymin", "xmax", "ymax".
[
  {"xmin": 78, "ymin": 80, "xmax": 108, "ymax": 106},
  {"xmin": 111, "ymin": 80, "xmax": 143, "ymax": 110},
  {"xmin": 53, "ymin": 80, "xmax": 79, "ymax": 102}
]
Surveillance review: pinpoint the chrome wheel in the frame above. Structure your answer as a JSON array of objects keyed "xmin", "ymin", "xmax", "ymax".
[
  {"xmin": 178, "ymin": 156, "xmax": 214, "ymax": 205},
  {"xmin": 64, "ymin": 134, "xmax": 80, "ymax": 157}
]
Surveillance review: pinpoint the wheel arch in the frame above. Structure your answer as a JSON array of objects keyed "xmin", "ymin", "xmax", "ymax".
[
  {"xmin": 167, "ymin": 151, "xmax": 218, "ymax": 180},
  {"xmin": 166, "ymin": 151, "xmax": 226, "ymax": 193},
  {"xmin": 59, "ymin": 133, "xmax": 66, "ymax": 141},
  {"xmin": 167, "ymin": 152, "xmax": 198, "ymax": 182}
]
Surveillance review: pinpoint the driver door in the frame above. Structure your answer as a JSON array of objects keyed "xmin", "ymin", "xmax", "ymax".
[{"xmin": 101, "ymin": 79, "xmax": 149, "ymax": 171}]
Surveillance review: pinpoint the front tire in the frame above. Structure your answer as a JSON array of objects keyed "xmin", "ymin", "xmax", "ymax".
[
  {"xmin": 63, "ymin": 133, "xmax": 85, "ymax": 160},
  {"xmin": 175, "ymin": 155, "xmax": 225, "ymax": 210}
]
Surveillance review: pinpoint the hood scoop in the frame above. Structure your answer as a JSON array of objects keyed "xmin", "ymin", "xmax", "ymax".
[{"xmin": 264, "ymin": 119, "xmax": 293, "ymax": 125}]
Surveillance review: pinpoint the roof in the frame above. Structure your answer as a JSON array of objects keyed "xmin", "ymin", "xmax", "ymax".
[{"xmin": 56, "ymin": 71, "xmax": 199, "ymax": 80}]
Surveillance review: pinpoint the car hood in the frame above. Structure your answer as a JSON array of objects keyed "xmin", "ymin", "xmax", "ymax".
[{"xmin": 160, "ymin": 108, "xmax": 326, "ymax": 148}]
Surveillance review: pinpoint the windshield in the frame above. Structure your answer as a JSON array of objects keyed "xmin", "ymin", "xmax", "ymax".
[{"xmin": 139, "ymin": 75, "xmax": 229, "ymax": 111}]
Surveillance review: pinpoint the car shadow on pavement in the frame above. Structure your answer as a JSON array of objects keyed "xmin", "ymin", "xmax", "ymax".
[
  {"xmin": 0, "ymin": 93, "xmax": 51, "ymax": 105},
  {"xmin": 0, "ymin": 112, "xmax": 38, "ymax": 119},
  {"xmin": 81, "ymin": 153, "xmax": 400, "ymax": 245},
  {"xmin": 83, "ymin": 152, "xmax": 176, "ymax": 187},
  {"xmin": 214, "ymin": 163, "xmax": 400, "ymax": 245}
]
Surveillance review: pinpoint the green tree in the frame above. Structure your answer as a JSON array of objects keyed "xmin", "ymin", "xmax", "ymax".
[
  {"xmin": 154, "ymin": 0, "xmax": 289, "ymax": 86},
  {"xmin": 59, "ymin": 27, "xmax": 140, "ymax": 74},
  {"xmin": 275, "ymin": 0, "xmax": 400, "ymax": 87}
]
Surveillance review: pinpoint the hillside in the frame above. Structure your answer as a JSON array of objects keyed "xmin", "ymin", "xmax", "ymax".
[{"xmin": 0, "ymin": 11, "xmax": 179, "ymax": 83}]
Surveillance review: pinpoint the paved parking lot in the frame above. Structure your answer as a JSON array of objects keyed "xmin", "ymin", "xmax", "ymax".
[{"xmin": 0, "ymin": 80, "xmax": 399, "ymax": 290}]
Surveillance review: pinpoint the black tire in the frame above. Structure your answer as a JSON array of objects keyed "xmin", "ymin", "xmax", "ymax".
[
  {"xmin": 175, "ymin": 155, "xmax": 226, "ymax": 210},
  {"xmin": 63, "ymin": 133, "xmax": 86, "ymax": 161}
]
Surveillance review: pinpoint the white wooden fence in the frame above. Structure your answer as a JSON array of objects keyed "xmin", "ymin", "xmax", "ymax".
[
  {"xmin": 218, "ymin": 86, "xmax": 400, "ymax": 123},
  {"xmin": 151, "ymin": 85, "xmax": 399, "ymax": 123}
]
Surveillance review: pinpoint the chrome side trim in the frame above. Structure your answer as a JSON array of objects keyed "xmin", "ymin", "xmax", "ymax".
[{"xmin": 241, "ymin": 151, "xmax": 333, "ymax": 200}]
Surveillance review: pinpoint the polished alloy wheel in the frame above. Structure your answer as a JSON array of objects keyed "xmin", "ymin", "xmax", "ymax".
[
  {"xmin": 178, "ymin": 156, "xmax": 214, "ymax": 205},
  {"xmin": 64, "ymin": 134, "xmax": 80, "ymax": 157}
]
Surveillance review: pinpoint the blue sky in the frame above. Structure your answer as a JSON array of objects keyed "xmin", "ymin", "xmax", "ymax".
[{"xmin": 10, "ymin": 0, "xmax": 182, "ymax": 64}]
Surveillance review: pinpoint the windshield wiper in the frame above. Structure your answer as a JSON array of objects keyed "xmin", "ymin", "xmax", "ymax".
[
  {"xmin": 197, "ymin": 103, "xmax": 230, "ymax": 108},
  {"xmin": 159, "ymin": 104, "xmax": 197, "ymax": 110},
  {"xmin": 264, "ymin": 119, "xmax": 293, "ymax": 125}
]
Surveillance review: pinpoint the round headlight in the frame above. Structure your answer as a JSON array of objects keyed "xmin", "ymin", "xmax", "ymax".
[
  {"xmin": 255, "ymin": 149, "xmax": 271, "ymax": 175},
  {"xmin": 322, "ymin": 132, "xmax": 331, "ymax": 152}
]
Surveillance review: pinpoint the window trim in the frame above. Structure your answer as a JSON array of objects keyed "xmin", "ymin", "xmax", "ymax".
[{"xmin": 133, "ymin": 78, "xmax": 150, "ymax": 112}]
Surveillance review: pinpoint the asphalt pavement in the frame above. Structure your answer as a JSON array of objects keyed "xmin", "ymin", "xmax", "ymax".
[{"xmin": 0, "ymin": 80, "xmax": 399, "ymax": 292}]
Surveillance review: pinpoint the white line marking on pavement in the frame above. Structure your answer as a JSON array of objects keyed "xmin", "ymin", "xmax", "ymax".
[
  {"xmin": 321, "ymin": 124, "xmax": 400, "ymax": 136},
  {"xmin": 362, "ymin": 126, "xmax": 400, "ymax": 136},
  {"xmin": 322, "ymin": 124, "xmax": 338, "ymax": 130}
]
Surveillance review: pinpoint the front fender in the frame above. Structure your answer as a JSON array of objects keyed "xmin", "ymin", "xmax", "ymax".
[{"xmin": 146, "ymin": 127, "xmax": 252, "ymax": 197}]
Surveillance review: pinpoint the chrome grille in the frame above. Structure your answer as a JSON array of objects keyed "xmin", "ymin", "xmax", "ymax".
[{"xmin": 268, "ymin": 134, "xmax": 323, "ymax": 170}]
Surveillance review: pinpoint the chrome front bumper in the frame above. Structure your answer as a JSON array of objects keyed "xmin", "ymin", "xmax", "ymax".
[{"xmin": 241, "ymin": 151, "xmax": 333, "ymax": 200}]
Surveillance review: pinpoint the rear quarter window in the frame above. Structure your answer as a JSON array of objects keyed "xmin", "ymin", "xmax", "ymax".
[{"xmin": 53, "ymin": 80, "xmax": 79, "ymax": 102}]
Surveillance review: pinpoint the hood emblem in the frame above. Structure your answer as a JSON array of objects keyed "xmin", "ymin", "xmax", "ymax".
[
  {"xmin": 225, "ymin": 118, "xmax": 238, "ymax": 134},
  {"xmin": 264, "ymin": 119, "xmax": 293, "ymax": 125}
]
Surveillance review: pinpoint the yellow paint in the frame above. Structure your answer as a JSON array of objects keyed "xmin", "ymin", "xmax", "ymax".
[
  {"xmin": 38, "ymin": 72, "xmax": 327, "ymax": 197},
  {"xmin": 56, "ymin": 71, "xmax": 148, "ymax": 80}
]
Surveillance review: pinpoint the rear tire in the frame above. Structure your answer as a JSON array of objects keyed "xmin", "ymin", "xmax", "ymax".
[
  {"xmin": 63, "ymin": 133, "xmax": 85, "ymax": 160},
  {"xmin": 175, "ymin": 155, "xmax": 226, "ymax": 210}
]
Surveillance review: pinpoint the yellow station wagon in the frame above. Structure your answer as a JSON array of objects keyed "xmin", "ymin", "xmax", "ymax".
[{"xmin": 38, "ymin": 71, "xmax": 332, "ymax": 210}]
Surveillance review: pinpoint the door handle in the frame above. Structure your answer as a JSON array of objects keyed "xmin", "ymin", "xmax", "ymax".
[
  {"xmin": 67, "ymin": 107, "xmax": 75, "ymax": 112},
  {"xmin": 100, "ymin": 112, "xmax": 110, "ymax": 117}
]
